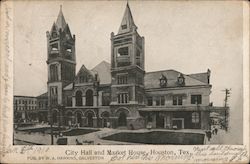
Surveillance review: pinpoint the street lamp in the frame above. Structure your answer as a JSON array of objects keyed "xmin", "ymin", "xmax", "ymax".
[{"xmin": 49, "ymin": 105, "xmax": 54, "ymax": 145}]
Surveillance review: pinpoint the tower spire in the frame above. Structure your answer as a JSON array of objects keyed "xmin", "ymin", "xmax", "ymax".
[
  {"xmin": 56, "ymin": 5, "xmax": 67, "ymax": 30},
  {"xmin": 118, "ymin": 2, "xmax": 137, "ymax": 34}
]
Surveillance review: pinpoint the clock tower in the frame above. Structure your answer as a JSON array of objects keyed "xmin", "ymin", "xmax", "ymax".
[
  {"xmin": 110, "ymin": 3, "xmax": 145, "ymax": 129},
  {"xmin": 46, "ymin": 6, "xmax": 76, "ymax": 124}
]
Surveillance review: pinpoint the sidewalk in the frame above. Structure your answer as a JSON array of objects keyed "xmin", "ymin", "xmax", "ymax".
[{"xmin": 206, "ymin": 129, "xmax": 231, "ymax": 144}]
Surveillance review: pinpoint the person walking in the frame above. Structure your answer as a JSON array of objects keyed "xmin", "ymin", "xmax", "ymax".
[
  {"xmin": 206, "ymin": 130, "xmax": 212, "ymax": 141},
  {"xmin": 215, "ymin": 127, "xmax": 218, "ymax": 135}
]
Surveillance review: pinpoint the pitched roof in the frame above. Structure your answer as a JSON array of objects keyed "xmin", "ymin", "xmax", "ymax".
[
  {"xmin": 55, "ymin": 6, "xmax": 67, "ymax": 31},
  {"xmin": 188, "ymin": 72, "xmax": 209, "ymax": 84},
  {"xmin": 63, "ymin": 61, "xmax": 111, "ymax": 90},
  {"xmin": 36, "ymin": 92, "xmax": 48, "ymax": 98},
  {"xmin": 64, "ymin": 83, "xmax": 73, "ymax": 90},
  {"xmin": 91, "ymin": 61, "xmax": 111, "ymax": 85},
  {"xmin": 145, "ymin": 69, "xmax": 209, "ymax": 89},
  {"xmin": 118, "ymin": 3, "xmax": 137, "ymax": 34}
]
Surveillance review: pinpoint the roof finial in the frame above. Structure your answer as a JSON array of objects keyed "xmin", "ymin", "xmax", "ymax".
[{"xmin": 60, "ymin": 5, "xmax": 62, "ymax": 11}]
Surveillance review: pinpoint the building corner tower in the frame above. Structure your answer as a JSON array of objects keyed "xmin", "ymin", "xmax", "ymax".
[
  {"xmin": 46, "ymin": 6, "xmax": 76, "ymax": 125},
  {"xmin": 110, "ymin": 3, "xmax": 145, "ymax": 129}
]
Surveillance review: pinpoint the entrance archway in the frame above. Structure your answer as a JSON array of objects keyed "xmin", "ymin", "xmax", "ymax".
[
  {"xmin": 118, "ymin": 112, "xmax": 127, "ymax": 127},
  {"xmin": 86, "ymin": 112, "xmax": 94, "ymax": 127},
  {"xmin": 65, "ymin": 111, "xmax": 73, "ymax": 126},
  {"xmin": 75, "ymin": 112, "xmax": 83, "ymax": 127},
  {"xmin": 101, "ymin": 112, "xmax": 110, "ymax": 127}
]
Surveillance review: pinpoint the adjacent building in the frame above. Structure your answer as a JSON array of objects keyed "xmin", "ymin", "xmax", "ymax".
[{"xmin": 13, "ymin": 96, "xmax": 38, "ymax": 123}]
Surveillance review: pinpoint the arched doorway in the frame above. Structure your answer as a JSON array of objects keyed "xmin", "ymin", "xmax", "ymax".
[
  {"xmin": 52, "ymin": 110, "xmax": 58, "ymax": 124},
  {"xmin": 101, "ymin": 112, "xmax": 110, "ymax": 128},
  {"xmin": 86, "ymin": 89, "xmax": 93, "ymax": 106},
  {"xmin": 118, "ymin": 112, "xmax": 127, "ymax": 127},
  {"xmin": 75, "ymin": 112, "xmax": 83, "ymax": 127},
  {"xmin": 86, "ymin": 112, "xmax": 94, "ymax": 127},
  {"xmin": 75, "ymin": 90, "xmax": 83, "ymax": 106},
  {"xmin": 65, "ymin": 111, "xmax": 73, "ymax": 126}
]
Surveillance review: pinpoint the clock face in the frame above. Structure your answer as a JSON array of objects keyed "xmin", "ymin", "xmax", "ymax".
[
  {"xmin": 179, "ymin": 78, "xmax": 183, "ymax": 83},
  {"xmin": 178, "ymin": 77, "xmax": 184, "ymax": 85},
  {"xmin": 160, "ymin": 79, "xmax": 167, "ymax": 87}
]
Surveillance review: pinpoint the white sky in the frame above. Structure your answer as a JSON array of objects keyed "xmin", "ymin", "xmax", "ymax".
[{"xmin": 13, "ymin": 1, "xmax": 243, "ymax": 143}]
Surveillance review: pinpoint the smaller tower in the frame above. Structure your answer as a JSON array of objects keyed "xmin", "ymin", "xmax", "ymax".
[{"xmin": 46, "ymin": 6, "xmax": 76, "ymax": 108}]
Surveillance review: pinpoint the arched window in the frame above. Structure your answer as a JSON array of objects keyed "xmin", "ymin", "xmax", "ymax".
[
  {"xmin": 75, "ymin": 91, "xmax": 82, "ymax": 106},
  {"xmin": 86, "ymin": 90, "xmax": 93, "ymax": 106},
  {"xmin": 50, "ymin": 64, "xmax": 58, "ymax": 81}
]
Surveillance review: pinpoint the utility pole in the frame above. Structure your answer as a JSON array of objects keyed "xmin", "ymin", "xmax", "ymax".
[{"xmin": 222, "ymin": 88, "xmax": 231, "ymax": 131}]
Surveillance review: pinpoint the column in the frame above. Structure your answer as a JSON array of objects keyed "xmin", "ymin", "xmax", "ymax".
[
  {"xmin": 153, "ymin": 97, "xmax": 156, "ymax": 106},
  {"xmin": 94, "ymin": 95, "xmax": 97, "ymax": 107},
  {"xmin": 152, "ymin": 113, "xmax": 156, "ymax": 128},
  {"xmin": 164, "ymin": 114, "xmax": 167, "ymax": 128},
  {"xmin": 98, "ymin": 91, "xmax": 103, "ymax": 106},
  {"xmin": 93, "ymin": 117, "xmax": 98, "ymax": 127},
  {"xmin": 72, "ymin": 97, "xmax": 76, "ymax": 107},
  {"xmin": 82, "ymin": 96, "xmax": 86, "ymax": 106}
]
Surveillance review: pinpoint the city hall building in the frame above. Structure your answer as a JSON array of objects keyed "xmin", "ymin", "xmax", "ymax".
[{"xmin": 15, "ymin": 4, "xmax": 225, "ymax": 130}]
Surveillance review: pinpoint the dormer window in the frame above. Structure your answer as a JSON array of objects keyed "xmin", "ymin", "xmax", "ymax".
[
  {"xmin": 122, "ymin": 24, "xmax": 127, "ymax": 29},
  {"xmin": 159, "ymin": 74, "xmax": 167, "ymax": 87},
  {"xmin": 177, "ymin": 73, "xmax": 185, "ymax": 85}
]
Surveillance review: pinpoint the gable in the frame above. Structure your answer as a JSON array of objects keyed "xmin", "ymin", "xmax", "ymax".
[{"xmin": 75, "ymin": 65, "xmax": 95, "ymax": 84}]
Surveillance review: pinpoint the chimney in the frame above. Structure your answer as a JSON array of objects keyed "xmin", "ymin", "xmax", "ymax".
[{"xmin": 207, "ymin": 69, "xmax": 211, "ymax": 84}]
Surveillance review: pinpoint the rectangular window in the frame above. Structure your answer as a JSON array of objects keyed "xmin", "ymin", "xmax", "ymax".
[
  {"xmin": 118, "ymin": 93, "xmax": 129, "ymax": 104},
  {"xmin": 102, "ymin": 92, "xmax": 111, "ymax": 106},
  {"xmin": 191, "ymin": 95, "xmax": 202, "ymax": 104},
  {"xmin": 155, "ymin": 97, "xmax": 160, "ymax": 106},
  {"xmin": 173, "ymin": 95, "xmax": 183, "ymax": 105},
  {"xmin": 192, "ymin": 112, "xmax": 200, "ymax": 123},
  {"xmin": 79, "ymin": 76, "xmax": 85, "ymax": 83},
  {"xmin": 121, "ymin": 24, "xmax": 127, "ymax": 29},
  {"xmin": 147, "ymin": 97, "xmax": 153, "ymax": 106},
  {"xmin": 138, "ymin": 94, "xmax": 143, "ymax": 104},
  {"xmin": 117, "ymin": 74, "xmax": 128, "ymax": 84},
  {"xmin": 50, "ymin": 86, "xmax": 58, "ymax": 105},
  {"xmin": 154, "ymin": 96, "xmax": 165, "ymax": 106},
  {"xmin": 160, "ymin": 96, "xmax": 165, "ymax": 106}
]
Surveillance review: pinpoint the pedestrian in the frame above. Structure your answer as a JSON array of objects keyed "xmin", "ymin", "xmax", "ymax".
[
  {"xmin": 75, "ymin": 139, "xmax": 82, "ymax": 145},
  {"xmin": 215, "ymin": 128, "xmax": 218, "ymax": 135},
  {"xmin": 107, "ymin": 121, "xmax": 110, "ymax": 128},
  {"xmin": 206, "ymin": 130, "xmax": 212, "ymax": 141}
]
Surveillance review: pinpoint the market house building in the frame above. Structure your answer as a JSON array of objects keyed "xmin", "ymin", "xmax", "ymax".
[{"xmin": 15, "ymin": 3, "xmax": 226, "ymax": 130}]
